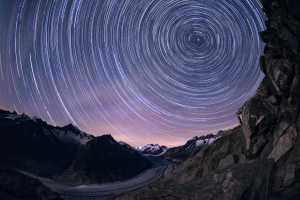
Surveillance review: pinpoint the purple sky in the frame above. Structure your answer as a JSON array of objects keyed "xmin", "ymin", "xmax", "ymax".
[{"xmin": 0, "ymin": 0, "xmax": 266, "ymax": 147}]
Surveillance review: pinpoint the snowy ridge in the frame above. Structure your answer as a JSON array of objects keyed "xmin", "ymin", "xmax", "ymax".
[
  {"xmin": 161, "ymin": 131, "xmax": 225, "ymax": 163},
  {"xmin": 44, "ymin": 128, "xmax": 93, "ymax": 146},
  {"xmin": 137, "ymin": 144, "xmax": 168, "ymax": 155},
  {"xmin": 118, "ymin": 141, "xmax": 132, "ymax": 149},
  {"xmin": 5, "ymin": 113, "xmax": 40, "ymax": 122},
  {"xmin": 5, "ymin": 114, "xmax": 21, "ymax": 120},
  {"xmin": 194, "ymin": 136, "xmax": 221, "ymax": 147},
  {"xmin": 30, "ymin": 116, "xmax": 38, "ymax": 122},
  {"xmin": 2, "ymin": 110, "xmax": 93, "ymax": 146},
  {"xmin": 187, "ymin": 136, "xmax": 222, "ymax": 149}
]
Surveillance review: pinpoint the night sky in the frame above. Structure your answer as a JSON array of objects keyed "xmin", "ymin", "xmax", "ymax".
[{"xmin": 0, "ymin": 0, "xmax": 266, "ymax": 147}]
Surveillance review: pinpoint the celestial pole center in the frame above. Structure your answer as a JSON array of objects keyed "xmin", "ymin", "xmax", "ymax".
[{"xmin": 0, "ymin": 0, "xmax": 266, "ymax": 146}]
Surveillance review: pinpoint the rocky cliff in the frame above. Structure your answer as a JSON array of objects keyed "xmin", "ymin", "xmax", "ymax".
[
  {"xmin": 237, "ymin": 0, "xmax": 300, "ymax": 198},
  {"xmin": 113, "ymin": 0, "xmax": 300, "ymax": 199}
]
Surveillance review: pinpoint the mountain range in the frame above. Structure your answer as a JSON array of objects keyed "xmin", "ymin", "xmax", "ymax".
[
  {"xmin": 161, "ymin": 130, "xmax": 225, "ymax": 163},
  {"xmin": 0, "ymin": 109, "xmax": 152, "ymax": 188},
  {"xmin": 137, "ymin": 144, "xmax": 168, "ymax": 155}
]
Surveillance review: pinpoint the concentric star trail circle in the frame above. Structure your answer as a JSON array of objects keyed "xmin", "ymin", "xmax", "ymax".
[{"xmin": 0, "ymin": 0, "xmax": 266, "ymax": 146}]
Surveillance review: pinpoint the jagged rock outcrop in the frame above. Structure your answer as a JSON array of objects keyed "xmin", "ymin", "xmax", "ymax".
[
  {"xmin": 237, "ymin": 0, "xmax": 300, "ymax": 198},
  {"xmin": 113, "ymin": 0, "xmax": 300, "ymax": 199}
]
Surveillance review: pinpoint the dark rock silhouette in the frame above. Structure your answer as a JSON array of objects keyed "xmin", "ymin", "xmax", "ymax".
[
  {"xmin": 0, "ymin": 109, "xmax": 93, "ymax": 178},
  {"xmin": 113, "ymin": 0, "xmax": 300, "ymax": 199},
  {"xmin": 0, "ymin": 109, "xmax": 152, "ymax": 193},
  {"xmin": 0, "ymin": 167, "xmax": 63, "ymax": 200},
  {"xmin": 56, "ymin": 135, "xmax": 152, "ymax": 186}
]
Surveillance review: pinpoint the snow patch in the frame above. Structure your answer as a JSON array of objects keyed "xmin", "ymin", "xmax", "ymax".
[
  {"xmin": 30, "ymin": 116, "xmax": 38, "ymax": 122},
  {"xmin": 208, "ymin": 138, "xmax": 215, "ymax": 145},
  {"xmin": 43, "ymin": 128, "xmax": 92, "ymax": 145},
  {"xmin": 5, "ymin": 114, "xmax": 21, "ymax": 120},
  {"xmin": 195, "ymin": 139, "xmax": 205, "ymax": 147}
]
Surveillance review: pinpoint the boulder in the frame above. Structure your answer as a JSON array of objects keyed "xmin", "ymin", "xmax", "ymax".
[{"xmin": 218, "ymin": 154, "xmax": 239, "ymax": 169}]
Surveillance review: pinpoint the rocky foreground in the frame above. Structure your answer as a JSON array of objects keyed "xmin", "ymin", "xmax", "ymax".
[{"xmin": 113, "ymin": 0, "xmax": 300, "ymax": 199}]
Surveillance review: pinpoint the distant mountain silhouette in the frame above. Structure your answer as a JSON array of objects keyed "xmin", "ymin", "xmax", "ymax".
[
  {"xmin": 0, "ymin": 109, "xmax": 152, "ymax": 187},
  {"xmin": 137, "ymin": 144, "xmax": 168, "ymax": 155},
  {"xmin": 161, "ymin": 131, "xmax": 225, "ymax": 163},
  {"xmin": 56, "ymin": 135, "xmax": 152, "ymax": 186}
]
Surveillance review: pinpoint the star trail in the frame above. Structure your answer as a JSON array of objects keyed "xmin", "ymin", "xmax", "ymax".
[{"xmin": 0, "ymin": 0, "xmax": 266, "ymax": 146}]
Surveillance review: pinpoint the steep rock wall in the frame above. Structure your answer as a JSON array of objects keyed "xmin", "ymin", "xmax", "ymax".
[{"xmin": 237, "ymin": 0, "xmax": 300, "ymax": 198}]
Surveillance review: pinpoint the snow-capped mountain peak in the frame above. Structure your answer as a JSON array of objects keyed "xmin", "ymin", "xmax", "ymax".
[
  {"xmin": 1, "ymin": 109, "xmax": 94, "ymax": 146},
  {"xmin": 137, "ymin": 143, "xmax": 168, "ymax": 155}
]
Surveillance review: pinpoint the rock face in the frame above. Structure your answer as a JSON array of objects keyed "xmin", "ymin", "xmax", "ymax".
[
  {"xmin": 56, "ymin": 135, "xmax": 152, "ymax": 186},
  {"xmin": 113, "ymin": 0, "xmax": 300, "ymax": 199},
  {"xmin": 237, "ymin": 0, "xmax": 300, "ymax": 198},
  {"xmin": 161, "ymin": 131, "xmax": 225, "ymax": 163}
]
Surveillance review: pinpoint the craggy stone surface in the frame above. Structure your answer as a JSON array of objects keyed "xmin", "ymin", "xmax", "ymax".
[
  {"xmin": 113, "ymin": 0, "xmax": 300, "ymax": 199},
  {"xmin": 218, "ymin": 154, "xmax": 239, "ymax": 169},
  {"xmin": 240, "ymin": 0, "xmax": 300, "ymax": 198}
]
